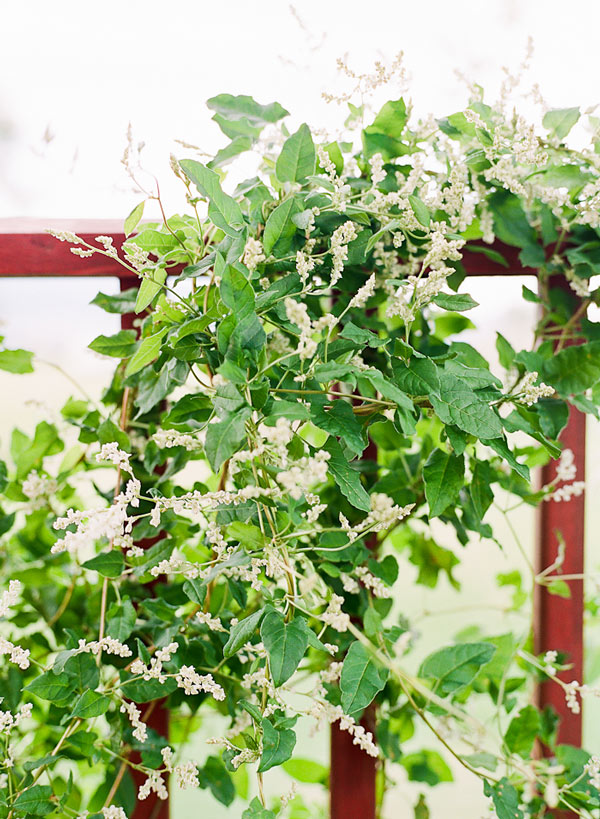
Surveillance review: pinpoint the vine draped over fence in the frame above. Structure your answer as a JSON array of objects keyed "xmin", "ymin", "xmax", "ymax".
[{"xmin": 3, "ymin": 60, "xmax": 600, "ymax": 818}]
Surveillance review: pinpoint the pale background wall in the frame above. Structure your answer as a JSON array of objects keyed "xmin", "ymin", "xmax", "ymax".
[{"xmin": 1, "ymin": 2, "xmax": 599, "ymax": 816}]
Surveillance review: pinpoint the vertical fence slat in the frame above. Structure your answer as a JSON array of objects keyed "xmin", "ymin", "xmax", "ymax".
[{"xmin": 330, "ymin": 707, "xmax": 377, "ymax": 818}]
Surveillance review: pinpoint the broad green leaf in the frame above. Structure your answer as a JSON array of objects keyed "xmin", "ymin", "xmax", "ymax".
[
  {"xmin": 423, "ymin": 449, "xmax": 465, "ymax": 517},
  {"xmin": 180, "ymin": 159, "xmax": 245, "ymax": 236},
  {"xmin": 408, "ymin": 195, "xmax": 430, "ymax": 227},
  {"xmin": 208, "ymin": 136, "xmax": 253, "ymax": 169},
  {"xmin": 282, "ymin": 758, "xmax": 328, "ymax": 783},
  {"xmin": 488, "ymin": 190, "xmax": 538, "ymax": 250},
  {"xmin": 323, "ymin": 437, "xmax": 371, "ymax": 512},
  {"xmin": 13, "ymin": 421, "xmax": 63, "ymax": 480},
  {"xmin": 26, "ymin": 671, "xmax": 76, "ymax": 705},
  {"xmin": 392, "ymin": 357, "xmax": 440, "ymax": 396},
  {"xmin": 0, "ymin": 460, "xmax": 7, "ymax": 492},
  {"xmin": 135, "ymin": 268, "xmax": 167, "ymax": 313},
  {"xmin": 496, "ymin": 332, "xmax": 516, "ymax": 370},
  {"xmin": 420, "ymin": 642, "xmax": 496, "ymax": 695},
  {"xmin": 276, "ymin": 123, "xmax": 316, "ymax": 183},
  {"xmin": 262, "ymin": 196, "xmax": 302, "ymax": 257},
  {"xmin": 541, "ymin": 341, "xmax": 600, "ymax": 395},
  {"xmin": 260, "ymin": 611, "xmax": 308, "ymax": 687},
  {"xmin": 484, "ymin": 436, "xmax": 530, "ymax": 481},
  {"xmin": 125, "ymin": 328, "xmax": 167, "ymax": 376},
  {"xmin": 365, "ymin": 219, "xmax": 403, "ymax": 254},
  {"xmin": 91, "ymin": 289, "xmax": 138, "ymax": 314},
  {"xmin": 431, "ymin": 375, "xmax": 503, "ymax": 439},
  {"xmin": 543, "ymin": 107, "xmax": 580, "ymax": 140},
  {"xmin": 71, "ymin": 690, "xmax": 111, "ymax": 718},
  {"xmin": 224, "ymin": 608, "xmax": 266, "ymax": 657},
  {"xmin": 107, "ymin": 598, "xmax": 137, "ymax": 642},
  {"xmin": 311, "ymin": 401, "xmax": 365, "ymax": 456},
  {"xmin": 13, "ymin": 785, "xmax": 55, "ymax": 816},
  {"xmin": 504, "ymin": 705, "xmax": 541, "ymax": 757},
  {"xmin": 207, "ymin": 93, "xmax": 288, "ymax": 127},
  {"xmin": 258, "ymin": 718, "xmax": 296, "ymax": 772},
  {"xmin": 200, "ymin": 756, "xmax": 235, "ymax": 806},
  {"xmin": 402, "ymin": 750, "xmax": 453, "ymax": 786},
  {"xmin": 88, "ymin": 330, "xmax": 138, "ymax": 358},
  {"xmin": 182, "ymin": 577, "xmax": 207, "ymax": 606},
  {"xmin": 340, "ymin": 641, "xmax": 388, "ymax": 717},
  {"xmin": 64, "ymin": 653, "xmax": 99, "ymax": 690},
  {"xmin": 0, "ymin": 348, "xmax": 34, "ymax": 373},
  {"xmin": 127, "ymin": 229, "xmax": 179, "ymax": 254},
  {"xmin": 242, "ymin": 798, "xmax": 276, "ymax": 819},
  {"xmin": 220, "ymin": 265, "xmax": 255, "ymax": 319},
  {"xmin": 204, "ymin": 406, "xmax": 252, "ymax": 471},
  {"xmin": 82, "ymin": 550, "xmax": 125, "ymax": 578},
  {"xmin": 483, "ymin": 778, "xmax": 524, "ymax": 819},
  {"xmin": 369, "ymin": 98, "xmax": 407, "ymax": 139},
  {"xmin": 227, "ymin": 521, "xmax": 266, "ymax": 550},
  {"xmin": 432, "ymin": 293, "xmax": 479, "ymax": 312},
  {"xmin": 124, "ymin": 200, "xmax": 145, "ymax": 236}
]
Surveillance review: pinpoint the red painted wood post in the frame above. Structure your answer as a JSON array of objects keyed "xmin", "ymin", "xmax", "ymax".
[{"xmin": 120, "ymin": 276, "xmax": 170, "ymax": 819}]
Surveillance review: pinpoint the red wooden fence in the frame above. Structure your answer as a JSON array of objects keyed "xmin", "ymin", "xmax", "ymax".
[{"xmin": 0, "ymin": 219, "xmax": 585, "ymax": 818}]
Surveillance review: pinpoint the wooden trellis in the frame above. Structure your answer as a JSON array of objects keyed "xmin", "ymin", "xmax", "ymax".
[{"xmin": 0, "ymin": 218, "xmax": 585, "ymax": 819}]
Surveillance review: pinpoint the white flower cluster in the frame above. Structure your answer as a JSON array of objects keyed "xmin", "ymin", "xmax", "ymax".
[
  {"xmin": 364, "ymin": 493, "xmax": 414, "ymax": 531},
  {"xmin": 321, "ymin": 594, "xmax": 350, "ymax": 632},
  {"xmin": 369, "ymin": 153, "xmax": 386, "ymax": 186},
  {"xmin": 348, "ymin": 273, "xmax": 377, "ymax": 309},
  {"xmin": 0, "ymin": 703, "xmax": 32, "ymax": 735},
  {"xmin": 196, "ymin": 611, "xmax": 226, "ymax": 631},
  {"xmin": 277, "ymin": 450, "xmax": 330, "ymax": 500},
  {"xmin": 120, "ymin": 701, "xmax": 147, "ymax": 743},
  {"xmin": 562, "ymin": 678, "xmax": 600, "ymax": 714},
  {"xmin": 330, "ymin": 221, "xmax": 358, "ymax": 286},
  {"xmin": 22, "ymin": 471, "xmax": 57, "ymax": 509},
  {"xmin": 518, "ymin": 371, "xmax": 554, "ymax": 406},
  {"xmin": 0, "ymin": 637, "xmax": 30, "ymax": 669},
  {"xmin": 96, "ymin": 442, "xmax": 132, "ymax": 471},
  {"xmin": 0, "ymin": 580, "xmax": 22, "ymax": 618},
  {"xmin": 78, "ymin": 637, "xmax": 133, "ymax": 658},
  {"xmin": 544, "ymin": 448, "xmax": 585, "ymax": 502},
  {"xmin": 176, "ymin": 665, "xmax": 225, "ymax": 700},
  {"xmin": 355, "ymin": 566, "xmax": 392, "ymax": 599},
  {"xmin": 242, "ymin": 237, "xmax": 266, "ymax": 271},
  {"xmin": 310, "ymin": 700, "xmax": 378, "ymax": 757},
  {"xmin": 130, "ymin": 642, "xmax": 178, "ymax": 683},
  {"xmin": 317, "ymin": 146, "xmax": 351, "ymax": 212},
  {"xmin": 138, "ymin": 769, "xmax": 168, "ymax": 801},
  {"xmin": 153, "ymin": 428, "xmax": 201, "ymax": 451},
  {"xmin": 565, "ymin": 267, "xmax": 591, "ymax": 298},
  {"xmin": 101, "ymin": 808, "xmax": 128, "ymax": 819},
  {"xmin": 584, "ymin": 755, "xmax": 600, "ymax": 790},
  {"xmin": 543, "ymin": 649, "xmax": 558, "ymax": 676},
  {"xmin": 284, "ymin": 297, "xmax": 337, "ymax": 360}
]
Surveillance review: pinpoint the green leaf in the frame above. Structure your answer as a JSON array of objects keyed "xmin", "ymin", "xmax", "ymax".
[
  {"xmin": 64, "ymin": 652, "xmax": 99, "ymax": 690},
  {"xmin": 483, "ymin": 778, "xmax": 524, "ymax": 819},
  {"xmin": 200, "ymin": 756, "xmax": 235, "ymax": 806},
  {"xmin": 541, "ymin": 341, "xmax": 600, "ymax": 395},
  {"xmin": 260, "ymin": 611, "xmax": 308, "ymax": 687},
  {"xmin": 135, "ymin": 268, "xmax": 167, "ymax": 313},
  {"xmin": 431, "ymin": 375, "xmax": 503, "ymax": 439},
  {"xmin": 0, "ymin": 348, "xmax": 34, "ymax": 373},
  {"xmin": 224, "ymin": 608, "xmax": 266, "ymax": 657},
  {"xmin": 496, "ymin": 332, "xmax": 516, "ymax": 370},
  {"xmin": 369, "ymin": 98, "xmax": 407, "ymax": 139},
  {"xmin": 124, "ymin": 201, "xmax": 145, "ymax": 236},
  {"xmin": 220, "ymin": 265, "xmax": 255, "ymax": 319},
  {"xmin": 420, "ymin": 642, "xmax": 496, "ymax": 695},
  {"xmin": 489, "ymin": 190, "xmax": 538, "ymax": 250},
  {"xmin": 402, "ymin": 750, "xmax": 453, "ymax": 786},
  {"xmin": 484, "ymin": 436, "xmax": 530, "ymax": 481},
  {"xmin": 242, "ymin": 797, "xmax": 276, "ymax": 819},
  {"xmin": 323, "ymin": 437, "xmax": 371, "ymax": 512},
  {"xmin": 0, "ymin": 460, "xmax": 8, "ymax": 492},
  {"xmin": 408, "ymin": 195, "xmax": 431, "ymax": 227},
  {"xmin": 504, "ymin": 705, "xmax": 541, "ymax": 757},
  {"xmin": 71, "ymin": 690, "xmax": 111, "ymax": 718},
  {"xmin": 204, "ymin": 406, "xmax": 252, "ymax": 471},
  {"xmin": 88, "ymin": 330, "xmax": 138, "ymax": 358},
  {"xmin": 262, "ymin": 196, "xmax": 301, "ymax": 257},
  {"xmin": 107, "ymin": 599, "xmax": 137, "ymax": 642},
  {"xmin": 180, "ymin": 159, "xmax": 245, "ymax": 236},
  {"xmin": 13, "ymin": 785, "xmax": 55, "ymax": 816},
  {"xmin": 276, "ymin": 123, "xmax": 316, "ymax": 183},
  {"xmin": 423, "ymin": 449, "xmax": 465, "ymax": 518},
  {"xmin": 543, "ymin": 107, "xmax": 580, "ymax": 140},
  {"xmin": 365, "ymin": 219, "xmax": 403, "ymax": 254},
  {"xmin": 340, "ymin": 641, "xmax": 388, "ymax": 717},
  {"xmin": 82, "ymin": 551, "xmax": 125, "ymax": 579},
  {"xmin": 26, "ymin": 671, "xmax": 76, "ymax": 705},
  {"xmin": 258, "ymin": 718, "xmax": 296, "ymax": 772},
  {"xmin": 282, "ymin": 758, "xmax": 328, "ymax": 784},
  {"xmin": 125, "ymin": 329, "xmax": 166, "ymax": 376},
  {"xmin": 311, "ymin": 401, "xmax": 365, "ymax": 456},
  {"xmin": 91, "ymin": 289, "xmax": 138, "ymax": 314},
  {"xmin": 432, "ymin": 292, "xmax": 479, "ymax": 312},
  {"xmin": 207, "ymin": 93, "xmax": 288, "ymax": 128},
  {"xmin": 182, "ymin": 577, "xmax": 207, "ymax": 607}
]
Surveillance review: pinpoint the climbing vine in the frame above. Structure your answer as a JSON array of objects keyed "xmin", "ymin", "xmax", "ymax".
[{"xmin": 2, "ymin": 55, "xmax": 600, "ymax": 818}]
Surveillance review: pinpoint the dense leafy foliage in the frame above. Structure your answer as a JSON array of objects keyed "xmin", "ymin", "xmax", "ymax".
[{"xmin": 3, "ymin": 62, "xmax": 600, "ymax": 817}]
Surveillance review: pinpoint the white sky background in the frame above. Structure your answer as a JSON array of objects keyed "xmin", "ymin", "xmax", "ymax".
[{"xmin": 2, "ymin": 3, "xmax": 600, "ymax": 815}]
